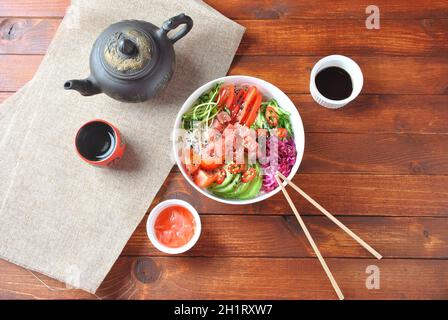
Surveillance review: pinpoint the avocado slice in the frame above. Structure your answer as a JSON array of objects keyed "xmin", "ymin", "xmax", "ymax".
[
  {"xmin": 209, "ymin": 171, "xmax": 234, "ymax": 191},
  {"xmin": 238, "ymin": 164, "xmax": 263, "ymax": 200},
  {"xmin": 221, "ymin": 178, "xmax": 254, "ymax": 199},
  {"xmin": 211, "ymin": 174, "xmax": 241, "ymax": 195},
  {"xmin": 238, "ymin": 176, "xmax": 262, "ymax": 200},
  {"xmin": 218, "ymin": 164, "xmax": 263, "ymax": 200}
]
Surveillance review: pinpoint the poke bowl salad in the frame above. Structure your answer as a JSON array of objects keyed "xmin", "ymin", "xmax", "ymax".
[{"xmin": 173, "ymin": 76, "xmax": 305, "ymax": 205}]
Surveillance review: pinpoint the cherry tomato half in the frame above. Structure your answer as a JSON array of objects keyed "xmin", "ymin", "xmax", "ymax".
[
  {"xmin": 224, "ymin": 84, "xmax": 235, "ymax": 109},
  {"xmin": 217, "ymin": 88, "xmax": 227, "ymax": 107},
  {"xmin": 227, "ymin": 162, "xmax": 247, "ymax": 174},
  {"xmin": 194, "ymin": 169, "xmax": 216, "ymax": 188},
  {"xmin": 200, "ymin": 157, "xmax": 222, "ymax": 170},
  {"xmin": 229, "ymin": 89, "xmax": 247, "ymax": 120},
  {"xmin": 217, "ymin": 84, "xmax": 235, "ymax": 109},
  {"xmin": 235, "ymin": 89, "xmax": 247, "ymax": 106},
  {"xmin": 242, "ymin": 167, "xmax": 257, "ymax": 183},
  {"xmin": 277, "ymin": 128, "xmax": 288, "ymax": 140},
  {"xmin": 215, "ymin": 168, "xmax": 227, "ymax": 185},
  {"xmin": 239, "ymin": 86, "xmax": 258, "ymax": 124},
  {"xmin": 243, "ymin": 92, "xmax": 263, "ymax": 128},
  {"xmin": 185, "ymin": 163, "xmax": 199, "ymax": 176},
  {"xmin": 265, "ymin": 106, "xmax": 279, "ymax": 127}
]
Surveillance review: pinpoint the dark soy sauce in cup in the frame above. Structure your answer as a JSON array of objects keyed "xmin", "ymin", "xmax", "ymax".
[
  {"xmin": 315, "ymin": 67, "xmax": 353, "ymax": 101},
  {"xmin": 76, "ymin": 121, "xmax": 116, "ymax": 161}
]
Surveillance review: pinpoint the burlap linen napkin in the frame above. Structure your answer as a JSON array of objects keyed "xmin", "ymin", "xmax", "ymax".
[
  {"xmin": 0, "ymin": 0, "xmax": 244, "ymax": 293},
  {"xmin": 0, "ymin": 0, "xmax": 235, "ymax": 202},
  {"xmin": 0, "ymin": 0, "xmax": 220, "ymax": 140},
  {"xmin": 0, "ymin": 85, "xmax": 31, "ymax": 204}
]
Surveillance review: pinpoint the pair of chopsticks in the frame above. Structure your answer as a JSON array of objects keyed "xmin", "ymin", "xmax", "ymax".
[{"xmin": 274, "ymin": 172, "xmax": 382, "ymax": 300}]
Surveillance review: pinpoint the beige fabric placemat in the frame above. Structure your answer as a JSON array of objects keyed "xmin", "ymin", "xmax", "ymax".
[
  {"xmin": 0, "ymin": 0, "xmax": 232, "ymax": 200},
  {"xmin": 0, "ymin": 0, "xmax": 232, "ymax": 205},
  {"xmin": 0, "ymin": 0, "xmax": 244, "ymax": 293},
  {"xmin": 0, "ymin": 0, "xmax": 240, "ymax": 200},
  {"xmin": 0, "ymin": 85, "xmax": 32, "ymax": 204}
]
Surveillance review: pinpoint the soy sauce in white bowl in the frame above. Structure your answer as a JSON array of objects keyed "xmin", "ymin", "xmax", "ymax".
[
  {"xmin": 315, "ymin": 66, "xmax": 353, "ymax": 101},
  {"xmin": 309, "ymin": 55, "xmax": 363, "ymax": 109}
]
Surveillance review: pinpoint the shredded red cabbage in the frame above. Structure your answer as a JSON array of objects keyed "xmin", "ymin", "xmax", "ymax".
[{"xmin": 261, "ymin": 136, "xmax": 297, "ymax": 192}]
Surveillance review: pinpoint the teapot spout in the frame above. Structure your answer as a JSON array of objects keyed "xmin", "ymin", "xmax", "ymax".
[{"xmin": 64, "ymin": 78, "xmax": 101, "ymax": 96}]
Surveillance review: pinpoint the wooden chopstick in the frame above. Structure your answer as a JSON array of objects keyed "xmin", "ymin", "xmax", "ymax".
[
  {"xmin": 277, "ymin": 172, "xmax": 382, "ymax": 260},
  {"xmin": 274, "ymin": 174, "xmax": 345, "ymax": 300}
]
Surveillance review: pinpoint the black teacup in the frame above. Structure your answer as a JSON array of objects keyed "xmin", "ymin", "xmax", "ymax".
[{"xmin": 75, "ymin": 119, "xmax": 126, "ymax": 167}]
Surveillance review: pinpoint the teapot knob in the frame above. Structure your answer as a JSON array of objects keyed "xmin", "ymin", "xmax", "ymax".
[{"xmin": 118, "ymin": 38, "xmax": 138, "ymax": 57}]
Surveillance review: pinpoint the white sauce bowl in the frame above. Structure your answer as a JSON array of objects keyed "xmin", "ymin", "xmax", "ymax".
[{"xmin": 146, "ymin": 199, "xmax": 201, "ymax": 254}]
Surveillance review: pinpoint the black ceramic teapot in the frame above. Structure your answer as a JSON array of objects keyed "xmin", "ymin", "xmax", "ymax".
[{"xmin": 64, "ymin": 14, "xmax": 193, "ymax": 103}]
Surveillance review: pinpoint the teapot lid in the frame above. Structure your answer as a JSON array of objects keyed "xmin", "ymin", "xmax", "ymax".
[{"xmin": 98, "ymin": 23, "xmax": 157, "ymax": 80}]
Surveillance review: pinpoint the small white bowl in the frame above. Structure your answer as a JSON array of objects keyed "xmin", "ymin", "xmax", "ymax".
[
  {"xmin": 146, "ymin": 199, "xmax": 201, "ymax": 254},
  {"xmin": 172, "ymin": 75, "xmax": 305, "ymax": 205},
  {"xmin": 310, "ymin": 55, "xmax": 364, "ymax": 109}
]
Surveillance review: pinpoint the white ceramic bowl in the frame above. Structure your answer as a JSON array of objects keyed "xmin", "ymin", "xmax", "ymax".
[
  {"xmin": 310, "ymin": 55, "xmax": 364, "ymax": 109},
  {"xmin": 172, "ymin": 76, "xmax": 305, "ymax": 205},
  {"xmin": 146, "ymin": 199, "xmax": 201, "ymax": 254}
]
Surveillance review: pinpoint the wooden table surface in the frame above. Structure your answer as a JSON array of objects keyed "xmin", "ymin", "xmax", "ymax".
[{"xmin": 0, "ymin": 0, "xmax": 447, "ymax": 300}]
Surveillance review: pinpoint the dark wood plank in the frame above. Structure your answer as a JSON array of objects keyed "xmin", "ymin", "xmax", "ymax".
[
  {"xmin": 0, "ymin": 18, "xmax": 60, "ymax": 54},
  {"xmin": 236, "ymin": 19, "xmax": 448, "ymax": 56},
  {"xmin": 294, "ymin": 94, "xmax": 448, "ymax": 134},
  {"xmin": 123, "ymin": 216, "xmax": 448, "ymax": 259},
  {"xmin": 2, "ymin": 18, "xmax": 447, "ymax": 56},
  {"xmin": 2, "ymin": 92, "xmax": 447, "ymax": 134},
  {"xmin": 1, "ymin": 257, "xmax": 447, "ymax": 299},
  {"xmin": 230, "ymin": 56, "xmax": 448, "ymax": 95},
  {"xmin": 0, "ymin": 0, "xmax": 69, "ymax": 17},
  {"xmin": 301, "ymin": 133, "xmax": 448, "ymax": 175},
  {"xmin": 101, "ymin": 257, "xmax": 448, "ymax": 299},
  {"xmin": 1, "ymin": 95, "xmax": 447, "ymax": 137},
  {"xmin": 1, "ymin": 0, "xmax": 447, "ymax": 20},
  {"xmin": 151, "ymin": 171, "xmax": 448, "ymax": 217},
  {"xmin": 206, "ymin": 0, "xmax": 448, "ymax": 20},
  {"xmin": 0, "ymin": 55, "xmax": 41, "ymax": 91},
  {"xmin": 1, "ymin": 55, "xmax": 447, "ymax": 94}
]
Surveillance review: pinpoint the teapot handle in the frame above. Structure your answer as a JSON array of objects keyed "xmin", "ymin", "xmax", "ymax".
[{"xmin": 162, "ymin": 14, "xmax": 193, "ymax": 44}]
